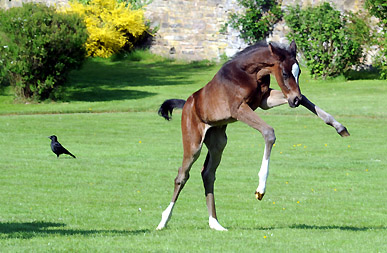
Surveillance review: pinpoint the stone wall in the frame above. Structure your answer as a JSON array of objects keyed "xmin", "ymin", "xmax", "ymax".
[
  {"xmin": 144, "ymin": 0, "xmax": 248, "ymax": 61},
  {"xmin": 282, "ymin": 0, "xmax": 365, "ymax": 12},
  {"xmin": 145, "ymin": 0, "xmax": 367, "ymax": 61}
]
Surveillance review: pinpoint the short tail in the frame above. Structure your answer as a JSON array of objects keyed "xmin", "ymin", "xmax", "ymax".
[
  {"xmin": 158, "ymin": 99, "xmax": 186, "ymax": 120},
  {"xmin": 65, "ymin": 149, "xmax": 76, "ymax": 158}
]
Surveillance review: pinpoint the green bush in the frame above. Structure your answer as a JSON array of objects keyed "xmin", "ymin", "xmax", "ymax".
[
  {"xmin": 224, "ymin": 0, "xmax": 282, "ymax": 44},
  {"xmin": 284, "ymin": 3, "xmax": 366, "ymax": 79},
  {"xmin": 365, "ymin": 0, "xmax": 387, "ymax": 79},
  {"xmin": 0, "ymin": 3, "xmax": 88, "ymax": 101},
  {"xmin": 65, "ymin": 0, "xmax": 149, "ymax": 58}
]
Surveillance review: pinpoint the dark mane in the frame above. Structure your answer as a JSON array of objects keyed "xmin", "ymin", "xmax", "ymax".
[
  {"xmin": 228, "ymin": 41, "xmax": 290, "ymax": 64},
  {"xmin": 231, "ymin": 41, "xmax": 268, "ymax": 60}
]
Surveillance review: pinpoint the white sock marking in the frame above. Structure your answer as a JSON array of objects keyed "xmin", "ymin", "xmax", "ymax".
[
  {"xmin": 156, "ymin": 202, "xmax": 175, "ymax": 230},
  {"xmin": 209, "ymin": 216, "xmax": 228, "ymax": 231},
  {"xmin": 257, "ymin": 147, "xmax": 270, "ymax": 194}
]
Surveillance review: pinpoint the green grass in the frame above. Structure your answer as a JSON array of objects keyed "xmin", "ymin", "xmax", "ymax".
[{"xmin": 0, "ymin": 52, "xmax": 386, "ymax": 252}]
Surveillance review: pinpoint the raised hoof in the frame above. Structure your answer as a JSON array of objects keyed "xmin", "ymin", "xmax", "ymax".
[
  {"xmin": 255, "ymin": 191, "xmax": 265, "ymax": 200},
  {"xmin": 338, "ymin": 127, "xmax": 350, "ymax": 137}
]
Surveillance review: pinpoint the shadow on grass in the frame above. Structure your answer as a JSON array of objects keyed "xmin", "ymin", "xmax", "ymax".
[
  {"xmin": 63, "ymin": 57, "xmax": 216, "ymax": 102},
  {"xmin": 232, "ymin": 224, "xmax": 386, "ymax": 231},
  {"xmin": 289, "ymin": 224, "xmax": 386, "ymax": 231},
  {"xmin": 67, "ymin": 87, "xmax": 156, "ymax": 102},
  {"xmin": 0, "ymin": 221, "xmax": 150, "ymax": 239},
  {"xmin": 344, "ymin": 68, "xmax": 381, "ymax": 80}
]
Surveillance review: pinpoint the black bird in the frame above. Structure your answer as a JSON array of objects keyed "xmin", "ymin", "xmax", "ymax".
[{"xmin": 48, "ymin": 135, "xmax": 76, "ymax": 158}]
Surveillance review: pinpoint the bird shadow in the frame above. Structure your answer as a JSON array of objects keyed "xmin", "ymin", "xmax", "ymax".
[{"xmin": 0, "ymin": 221, "xmax": 150, "ymax": 239}]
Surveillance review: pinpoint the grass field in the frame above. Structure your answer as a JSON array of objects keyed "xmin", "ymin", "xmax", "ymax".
[{"xmin": 0, "ymin": 52, "xmax": 386, "ymax": 252}]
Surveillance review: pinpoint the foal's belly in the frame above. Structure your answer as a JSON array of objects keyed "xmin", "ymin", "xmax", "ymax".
[{"xmin": 207, "ymin": 117, "xmax": 237, "ymax": 126}]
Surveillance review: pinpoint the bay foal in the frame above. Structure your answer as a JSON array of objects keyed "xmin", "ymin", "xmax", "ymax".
[{"xmin": 156, "ymin": 41, "xmax": 349, "ymax": 231}]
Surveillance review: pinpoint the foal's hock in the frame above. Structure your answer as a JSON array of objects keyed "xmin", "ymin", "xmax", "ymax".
[{"xmin": 156, "ymin": 41, "xmax": 349, "ymax": 231}]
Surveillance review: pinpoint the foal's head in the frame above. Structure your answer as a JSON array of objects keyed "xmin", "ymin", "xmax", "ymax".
[{"xmin": 268, "ymin": 41, "xmax": 302, "ymax": 108}]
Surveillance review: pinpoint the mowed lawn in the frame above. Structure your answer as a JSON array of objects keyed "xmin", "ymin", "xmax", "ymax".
[{"xmin": 0, "ymin": 54, "xmax": 386, "ymax": 252}]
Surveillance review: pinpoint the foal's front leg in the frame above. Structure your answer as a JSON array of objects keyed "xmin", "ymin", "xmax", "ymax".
[
  {"xmin": 300, "ymin": 95, "xmax": 350, "ymax": 137},
  {"xmin": 235, "ymin": 102, "xmax": 276, "ymax": 200},
  {"xmin": 261, "ymin": 90, "xmax": 350, "ymax": 137},
  {"xmin": 260, "ymin": 89, "xmax": 288, "ymax": 110}
]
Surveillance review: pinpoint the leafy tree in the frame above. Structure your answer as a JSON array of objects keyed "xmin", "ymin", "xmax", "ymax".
[
  {"xmin": 0, "ymin": 3, "xmax": 87, "ymax": 100},
  {"xmin": 224, "ymin": 0, "xmax": 283, "ymax": 44},
  {"xmin": 365, "ymin": 0, "xmax": 387, "ymax": 27},
  {"xmin": 284, "ymin": 3, "xmax": 366, "ymax": 79},
  {"xmin": 365, "ymin": 0, "xmax": 387, "ymax": 79}
]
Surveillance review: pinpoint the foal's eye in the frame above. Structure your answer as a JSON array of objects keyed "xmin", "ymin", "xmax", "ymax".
[{"xmin": 282, "ymin": 72, "xmax": 289, "ymax": 79}]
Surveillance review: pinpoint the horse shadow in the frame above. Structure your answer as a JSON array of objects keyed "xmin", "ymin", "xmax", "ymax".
[
  {"xmin": 232, "ymin": 223, "xmax": 386, "ymax": 231},
  {"xmin": 289, "ymin": 223, "xmax": 386, "ymax": 231},
  {"xmin": 0, "ymin": 221, "xmax": 150, "ymax": 239}
]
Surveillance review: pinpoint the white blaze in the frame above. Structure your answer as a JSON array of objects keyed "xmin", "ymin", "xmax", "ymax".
[{"xmin": 292, "ymin": 63, "xmax": 300, "ymax": 84}]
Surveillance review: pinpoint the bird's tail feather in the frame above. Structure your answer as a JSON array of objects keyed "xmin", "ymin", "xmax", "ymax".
[{"xmin": 65, "ymin": 150, "xmax": 76, "ymax": 158}]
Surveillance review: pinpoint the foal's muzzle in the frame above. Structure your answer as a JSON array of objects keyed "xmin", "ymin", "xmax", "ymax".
[{"xmin": 288, "ymin": 96, "xmax": 301, "ymax": 108}]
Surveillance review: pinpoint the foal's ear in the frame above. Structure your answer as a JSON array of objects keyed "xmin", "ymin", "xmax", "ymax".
[
  {"xmin": 268, "ymin": 42, "xmax": 278, "ymax": 56},
  {"xmin": 289, "ymin": 40, "xmax": 297, "ymax": 57},
  {"xmin": 268, "ymin": 42, "xmax": 284, "ymax": 60}
]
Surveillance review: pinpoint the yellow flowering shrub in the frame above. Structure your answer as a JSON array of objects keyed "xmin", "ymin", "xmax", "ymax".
[{"xmin": 64, "ymin": 0, "xmax": 148, "ymax": 58}]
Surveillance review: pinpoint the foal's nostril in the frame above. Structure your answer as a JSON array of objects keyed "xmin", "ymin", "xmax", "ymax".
[
  {"xmin": 294, "ymin": 97, "xmax": 299, "ymax": 106},
  {"xmin": 288, "ymin": 96, "xmax": 301, "ymax": 108}
]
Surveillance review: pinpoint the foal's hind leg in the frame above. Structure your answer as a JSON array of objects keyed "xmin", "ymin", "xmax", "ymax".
[
  {"xmin": 156, "ymin": 110, "xmax": 208, "ymax": 230},
  {"xmin": 202, "ymin": 126, "xmax": 228, "ymax": 231}
]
